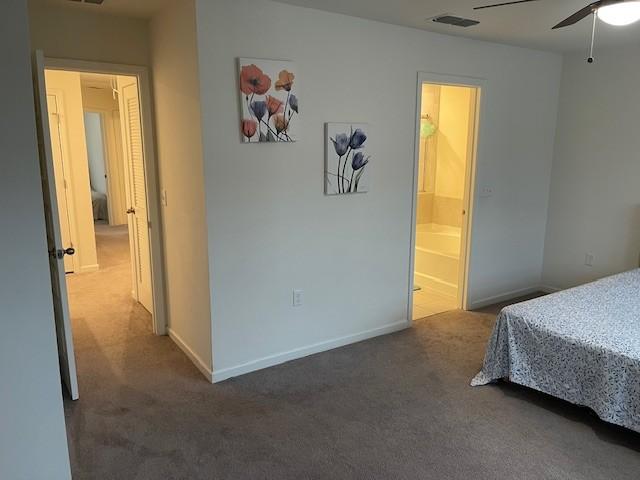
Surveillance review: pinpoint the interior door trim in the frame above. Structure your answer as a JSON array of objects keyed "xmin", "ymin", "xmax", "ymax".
[{"xmin": 44, "ymin": 56, "xmax": 168, "ymax": 336}]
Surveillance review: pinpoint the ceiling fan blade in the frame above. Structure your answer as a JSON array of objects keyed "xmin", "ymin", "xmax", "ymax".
[
  {"xmin": 474, "ymin": 0, "xmax": 541, "ymax": 10},
  {"xmin": 552, "ymin": 1, "xmax": 602, "ymax": 29}
]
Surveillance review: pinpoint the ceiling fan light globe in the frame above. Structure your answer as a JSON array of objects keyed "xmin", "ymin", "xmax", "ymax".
[{"xmin": 598, "ymin": 1, "xmax": 640, "ymax": 26}]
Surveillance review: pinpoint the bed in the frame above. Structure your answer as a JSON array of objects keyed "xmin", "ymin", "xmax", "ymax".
[
  {"xmin": 91, "ymin": 189, "xmax": 109, "ymax": 222},
  {"xmin": 472, "ymin": 268, "xmax": 640, "ymax": 433}
]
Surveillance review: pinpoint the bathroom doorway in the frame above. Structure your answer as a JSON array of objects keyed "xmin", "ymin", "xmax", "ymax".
[{"xmin": 410, "ymin": 75, "xmax": 480, "ymax": 320}]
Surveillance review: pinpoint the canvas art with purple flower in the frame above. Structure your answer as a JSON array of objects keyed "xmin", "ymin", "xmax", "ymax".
[
  {"xmin": 238, "ymin": 58, "xmax": 298, "ymax": 143},
  {"xmin": 325, "ymin": 123, "xmax": 371, "ymax": 195}
]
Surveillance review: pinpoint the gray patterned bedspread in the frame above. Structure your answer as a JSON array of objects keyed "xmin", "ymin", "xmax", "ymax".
[{"xmin": 472, "ymin": 269, "xmax": 640, "ymax": 433}]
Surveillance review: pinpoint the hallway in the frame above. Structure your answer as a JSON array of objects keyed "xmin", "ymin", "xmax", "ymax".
[
  {"xmin": 66, "ymin": 224, "xmax": 152, "ymax": 354},
  {"xmin": 63, "ymin": 224, "xmax": 202, "ymax": 476}
]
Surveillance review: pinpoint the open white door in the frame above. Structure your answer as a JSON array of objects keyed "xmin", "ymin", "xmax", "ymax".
[
  {"xmin": 47, "ymin": 94, "xmax": 76, "ymax": 274},
  {"xmin": 33, "ymin": 51, "xmax": 79, "ymax": 400},
  {"xmin": 117, "ymin": 76, "xmax": 153, "ymax": 314}
]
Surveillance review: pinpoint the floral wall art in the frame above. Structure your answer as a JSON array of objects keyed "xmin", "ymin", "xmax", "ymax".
[
  {"xmin": 238, "ymin": 58, "xmax": 298, "ymax": 143},
  {"xmin": 325, "ymin": 123, "xmax": 370, "ymax": 195}
]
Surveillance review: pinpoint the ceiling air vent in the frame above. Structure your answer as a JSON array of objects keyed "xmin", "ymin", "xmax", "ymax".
[
  {"xmin": 430, "ymin": 14, "xmax": 479, "ymax": 28},
  {"xmin": 68, "ymin": 0, "xmax": 105, "ymax": 4}
]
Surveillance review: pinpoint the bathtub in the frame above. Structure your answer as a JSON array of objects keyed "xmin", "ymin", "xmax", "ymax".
[{"xmin": 414, "ymin": 223, "xmax": 461, "ymax": 298}]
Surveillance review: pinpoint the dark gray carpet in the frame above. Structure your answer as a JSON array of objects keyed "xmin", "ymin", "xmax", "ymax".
[{"xmin": 64, "ymin": 232, "xmax": 640, "ymax": 479}]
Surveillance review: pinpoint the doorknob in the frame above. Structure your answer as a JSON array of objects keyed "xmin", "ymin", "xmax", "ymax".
[
  {"xmin": 126, "ymin": 207, "xmax": 136, "ymax": 214},
  {"xmin": 50, "ymin": 247, "xmax": 75, "ymax": 259}
]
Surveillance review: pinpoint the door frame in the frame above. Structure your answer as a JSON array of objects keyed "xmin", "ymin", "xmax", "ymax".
[
  {"xmin": 408, "ymin": 72, "xmax": 484, "ymax": 322},
  {"xmin": 45, "ymin": 57, "xmax": 168, "ymax": 336}
]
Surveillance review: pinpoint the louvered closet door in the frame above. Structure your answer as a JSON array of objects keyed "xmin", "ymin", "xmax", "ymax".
[{"xmin": 119, "ymin": 78, "xmax": 153, "ymax": 314}]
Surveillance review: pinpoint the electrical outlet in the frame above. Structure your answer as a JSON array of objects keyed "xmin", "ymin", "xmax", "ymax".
[
  {"xmin": 161, "ymin": 189, "xmax": 168, "ymax": 206},
  {"xmin": 292, "ymin": 289, "xmax": 303, "ymax": 307},
  {"xmin": 584, "ymin": 253, "xmax": 594, "ymax": 267}
]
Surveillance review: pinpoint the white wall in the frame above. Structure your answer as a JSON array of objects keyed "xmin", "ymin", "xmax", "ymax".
[
  {"xmin": 150, "ymin": 0, "xmax": 213, "ymax": 376},
  {"xmin": 0, "ymin": 1, "xmax": 71, "ymax": 478},
  {"xmin": 84, "ymin": 111, "xmax": 108, "ymax": 194},
  {"xmin": 542, "ymin": 44, "xmax": 640, "ymax": 289},
  {"xmin": 194, "ymin": 0, "xmax": 562, "ymax": 380},
  {"xmin": 28, "ymin": 1, "xmax": 150, "ymax": 66}
]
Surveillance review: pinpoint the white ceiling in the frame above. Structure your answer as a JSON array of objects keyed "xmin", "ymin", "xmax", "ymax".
[
  {"xmin": 272, "ymin": 0, "xmax": 640, "ymax": 52},
  {"xmin": 31, "ymin": 0, "xmax": 640, "ymax": 52},
  {"xmin": 79, "ymin": 72, "xmax": 117, "ymax": 89}
]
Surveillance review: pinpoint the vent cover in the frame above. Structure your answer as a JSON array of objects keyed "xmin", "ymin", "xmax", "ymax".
[
  {"xmin": 430, "ymin": 15, "xmax": 479, "ymax": 27},
  {"xmin": 68, "ymin": 0, "xmax": 105, "ymax": 4}
]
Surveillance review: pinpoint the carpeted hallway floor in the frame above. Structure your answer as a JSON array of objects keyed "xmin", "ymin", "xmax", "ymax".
[{"xmin": 63, "ymin": 227, "xmax": 640, "ymax": 479}]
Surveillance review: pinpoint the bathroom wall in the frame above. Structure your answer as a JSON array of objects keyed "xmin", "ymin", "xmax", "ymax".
[
  {"xmin": 416, "ymin": 84, "xmax": 440, "ymax": 225},
  {"xmin": 433, "ymin": 86, "xmax": 472, "ymax": 228},
  {"xmin": 417, "ymin": 85, "xmax": 473, "ymax": 229}
]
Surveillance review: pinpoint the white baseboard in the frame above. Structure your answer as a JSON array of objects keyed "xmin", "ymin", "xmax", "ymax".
[
  {"xmin": 468, "ymin": 286, "xmax": 542, "ymax": 310},
  {"xmin": 212, "ymin": 319, "xmax": 411, "ymax": 383},
  {"xmin": 539, "ymin": 284, "xmax": 561, "ymax": 293},
  {"xmin": 168, "ymin": 328, "xmax": 213, "ymax": 382}
]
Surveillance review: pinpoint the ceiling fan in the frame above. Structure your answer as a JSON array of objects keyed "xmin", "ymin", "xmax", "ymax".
[{"xmin": 473, "ymin": 0, "xmax": 640, "ymax": 62}]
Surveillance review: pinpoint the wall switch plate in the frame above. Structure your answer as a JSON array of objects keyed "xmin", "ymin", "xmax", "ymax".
[
  {"xmin": 292, "ymin": 289, "xmax": 303, "ymax": 307},
  {"xmin": 479, "ymin": 187, "xmax": 493, "ymax": 198},
  {"xmin": 161, "ymin": 189, "xmax": 168, "ymax": 206},
  {"xmin": 584, "ymin": 253, "xmax": 594, "ymax": 267}
]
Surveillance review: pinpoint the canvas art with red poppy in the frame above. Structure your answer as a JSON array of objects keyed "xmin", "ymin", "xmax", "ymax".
[
  {"xmin": 325, "ymin": 123, "xmax": 371, "ymax": 195},
  {"xmin": 238, "ymin": 58, "xmax": 298, "ymax": 143}
]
